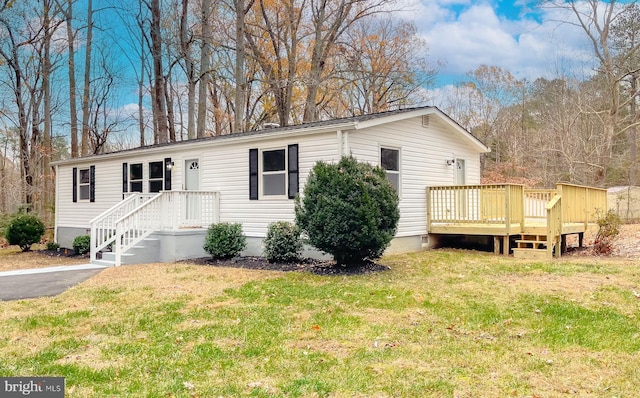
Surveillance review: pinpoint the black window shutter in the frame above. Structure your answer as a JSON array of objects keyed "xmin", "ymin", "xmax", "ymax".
[
  {"xmin": 249, "ymin": 148, "xmax": 258, "ymax": 200},
  {"xmin": 72, "ymin": 167, "xmax": 77, "ymax": 203},
  {"xmin": 89, "ymin": 165, "xmax": 96, "ymax": 202},
  {"xmin": 122, "ymin": 163, "xmax": 128, "ymax": 194},
  {"xmin": 288, "ymin": 144, "xmax": 299, "ymax": 199},
  {"xmin": 164, "ymin": 157, "xmax": 172, "ymax": 190}
]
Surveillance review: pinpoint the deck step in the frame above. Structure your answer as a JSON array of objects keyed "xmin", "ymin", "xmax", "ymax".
[
  {"xmin": 513, "ymin": 248, "xmax": 550, "ymax": 260},
  {"xmin": 515, "ymin": 240, "xmax": 547, "ymax": 245}
]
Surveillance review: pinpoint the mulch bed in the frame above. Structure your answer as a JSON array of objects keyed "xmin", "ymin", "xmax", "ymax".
[
  {"xmin": 182, "ymin": 256, "xmax": 390, "ymax": 275},
  {"xmin": 38, "ymin": 248, "xmax": 86, "ymax": 258}
]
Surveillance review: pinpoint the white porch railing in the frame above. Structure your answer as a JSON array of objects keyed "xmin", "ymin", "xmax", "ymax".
[
  {"xmin": 90, "ymin": 191, "xmax": 220, "ymax": 266},
  {"xmin": 90, "ymin": 193, "xmax": 156, "ymax": 263}
]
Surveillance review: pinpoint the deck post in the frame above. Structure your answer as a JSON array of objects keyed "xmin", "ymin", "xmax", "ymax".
[
  {"xmin": 504, "ymin": 185, "xmax": 511, "ymax": 235},
  {"xmin": 425, "ymin": 187, "xmax": 432, "ymax": 232},
  {"xmin": 503, "ymin": 235, "xmax": 510, "ymax": 256},
  {"xmin": 494, "ymin": 236, "xmax": 500, "ymax": 254}
]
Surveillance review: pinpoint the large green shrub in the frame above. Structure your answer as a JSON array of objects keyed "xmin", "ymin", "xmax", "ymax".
[
  {"xmin": 73, "ymin": 235, "xmax": 91, "ymax": 255},
  {"xmin": 5, "ymin": 214, "xmax": 46, "ymax": 252},
  {"xmin": 204, "ymin": 222, "xmax": 247, "ymax": 259},
  {"xmin": 263, "ymin": 221, "xmax": 303, "ymax": 263},
  {"xmin": 295, "ymin": 155, "xmax": 400, "ymax": 266}
]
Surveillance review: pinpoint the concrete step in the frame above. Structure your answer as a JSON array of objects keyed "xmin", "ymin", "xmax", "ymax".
[
  {"xmin": 97, "ymin": 238, "xmax": 160, "ymax": 265},
  {"xmin": 91, "ymin": 259, "xmax": 115, "ymax": 267}
]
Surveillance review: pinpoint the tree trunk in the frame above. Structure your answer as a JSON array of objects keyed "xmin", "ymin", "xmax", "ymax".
[
  {"xmin": 64, "ymin": 0, "xmax": 79, "ymax": 158},
  {"xmin": 151, "ymin": 0, "xmax": 169, "ymax": 143},
  {"xmin": 139, "ymin": 58, "xmax": 146, "ymax": 147},
  {"xmin": 181, "ymin": 0, "xmax": 196, "ymax": 139},
  {"xmin": 234, "ymin": 0, "xmax": 247, "ymax": 133},
  {"xmin": 165, "ymin": 73, "xmax": 176, "ymax": 142},
  {"xmin": 197, "ymin": 0, "xmax": 213, "ymax": 138},
  {"xmin": 43, "ymin": 1, "xmax": 53, "ymax": 222},
  {"xmin": 630, "ymin": 72, "xmax": 637, "ymax": 187},
  {"xmin": 80, "ymin": 0, "xmax": 93, "ymax": 156}
]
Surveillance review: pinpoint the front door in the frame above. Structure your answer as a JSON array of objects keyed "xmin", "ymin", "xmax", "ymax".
[
  {"xmin": 456, "ymin": 158, "xmax": 466, "ymax": 185},
  {"xmin": 184, "ymin": 159, "xmax": 200, "ymax": 224}
]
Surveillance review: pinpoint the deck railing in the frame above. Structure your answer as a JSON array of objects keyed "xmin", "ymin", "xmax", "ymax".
[
  {"xmin": 546, "ymin": 194, "xmax": 563, "ymax": 258},
  {"xmin": 91, "ymin": 191, "xmax": 220, "ymax": 266},
  {"xmin": 427, "ymin": 184, "xmax": 525, "ymax": 232},
  {"xmin": 556, "ymin": 183, "xmax": 607, "ymax": 228},
  {"xmin": 427, "ymin": 184, "xmax": 607, "ymax": 253}
]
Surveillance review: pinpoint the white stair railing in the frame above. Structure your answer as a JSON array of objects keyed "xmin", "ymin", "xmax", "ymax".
[
  {"xmin": 90, "ymin": 193, "xmax": 156, "ymax": 263},
  {"xmin": 111, "ymin": 191, "xmax": 220, "ymax": 266}
]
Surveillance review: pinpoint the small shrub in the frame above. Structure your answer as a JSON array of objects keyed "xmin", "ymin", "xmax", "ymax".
[
  {"xmin": 46, "ymin": 241, "xmax": 60, "ymax": 251},
  {"xmin": 593, "ymin": 210, "xmax": 622, "ymax": 255},
  {"xmin": 5, "ymin": 214, "xmax": 46, "ymax": 252},
  {"xmin": 73, "ymin": 235, "xmax": 91, "ymax": 255},
  {"xmin": 204, "ymin": 222, "xmax": 247, "ymax": 259},
  {"xmin": 263, "ymin": 221, "xmax": 303, "ymax": 263},
  {"xmin": 295, "ymin": 155, "xmax": 400, "ymax": 266}
]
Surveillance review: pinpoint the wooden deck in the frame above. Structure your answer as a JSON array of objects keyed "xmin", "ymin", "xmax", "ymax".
[{"xmin": 426, "ymin": 183, "xmax": 607, "ymax": 259}]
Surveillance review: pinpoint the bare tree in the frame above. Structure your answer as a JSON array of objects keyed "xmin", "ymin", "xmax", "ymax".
[
  {"xmin": 611, "ymin": 4, "xmax": 640, "ymax": 186},
  {"xmin": 339, "ymin": 18, "xmax": 436, "ymax": 115},
  {"xmin": 0, "ymin": 4, "xmax": 43, "ymax": 210},
  {"xmin": 544, "ymin": 0, "xmax": 640, "ymax": 185},
  {"xmin": 57, "ymin": 0, "xmax": 79, "ymax": 158},
  {"xmin": 302, "ymin": 0, "xmax": 391, "ymax": 122},
  {"xmin": 79, "ymin": 0, "xmax": 94, "ymax": 155},
  {"xmin": 148, "ymin": 0, "xmax": 170, "ymax": 143},
  {"xmin": 232, "ymin": 0, "xmax": 255, "ymax": 132}
]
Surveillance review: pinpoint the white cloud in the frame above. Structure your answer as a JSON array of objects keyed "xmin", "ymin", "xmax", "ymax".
[{"xmin": 410, "ymin": 0, "xmax": 597, "ymax": 83}]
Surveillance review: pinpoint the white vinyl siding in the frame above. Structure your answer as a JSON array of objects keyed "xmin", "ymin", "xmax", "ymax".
[
  {"xmin": 55, "ymin": 113, "xmax": 483, "ymax": 243},
  {"xmin": 347, "ymin": 116, "xmax": 481, "ymax": 238}
]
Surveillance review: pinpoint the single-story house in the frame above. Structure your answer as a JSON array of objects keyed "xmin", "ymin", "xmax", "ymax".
[{"xmin": 52, "ymin": 106, "xmax": 490, "ymax": 265}]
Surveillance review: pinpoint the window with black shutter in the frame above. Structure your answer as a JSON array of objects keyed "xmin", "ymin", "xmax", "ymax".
[{"xmin": 250, "ymin": 145, "xmax": 299, "ymax": 199}]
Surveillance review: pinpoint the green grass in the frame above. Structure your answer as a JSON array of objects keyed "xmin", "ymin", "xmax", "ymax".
[{"xmin": 1, "ymin": 250, "xmax": 640, "ymax": 396}]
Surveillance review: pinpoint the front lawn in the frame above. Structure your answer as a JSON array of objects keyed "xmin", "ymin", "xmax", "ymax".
[{"xmin": 1, "ymin": 250, "xmax": 639, "ymax": 397}]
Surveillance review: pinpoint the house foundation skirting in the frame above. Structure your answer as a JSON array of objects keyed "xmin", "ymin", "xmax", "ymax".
[
  {"xmin": 59, "ymin": 226, "xmax": 425, "ymax": 264},
  {"xmin": 57, "ymin": 227, "xmax": 92, "ymax": 249}
]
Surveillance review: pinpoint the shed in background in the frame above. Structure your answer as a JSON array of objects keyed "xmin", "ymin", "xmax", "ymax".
[{"xmin": 608, "ymin": 186, "xmax": 640, "ymax": 223}]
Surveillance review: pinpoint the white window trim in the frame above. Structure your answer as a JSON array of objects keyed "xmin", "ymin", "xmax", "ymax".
[
  {"xmin": 129, "ymin": 162, "xmax": 144, "ymax": 193},
  {"xmin": 78, "ymin": 168, "xmax": 91, "ymax": 201},
  {"xmin": 380, "ymin": 145, "xmax": 401, "ymax": 197},
  {"xmin": 260, "ymin": 147, "xmax": 288, "ymax": 199}
]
